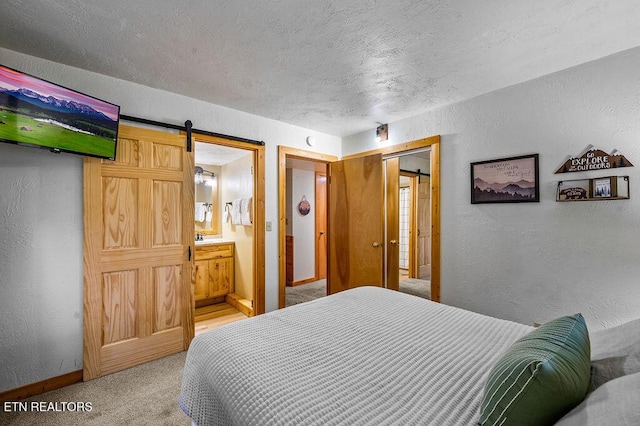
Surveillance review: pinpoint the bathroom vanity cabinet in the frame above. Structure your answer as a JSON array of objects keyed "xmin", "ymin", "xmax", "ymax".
[{"xmin": 194, "ymin": 242, "xmax": 234, "ymax": 305}]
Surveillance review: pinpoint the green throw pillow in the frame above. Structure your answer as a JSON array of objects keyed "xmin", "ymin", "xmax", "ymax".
[{"xmin": 478, "ymin": 313, "xmax": 591, "ymax": 426}]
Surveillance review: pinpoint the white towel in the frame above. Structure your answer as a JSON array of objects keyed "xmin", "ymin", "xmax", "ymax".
[
  {"xmin": 205, "ymin": 210, "xmax": 212, "ymax": 224},
  {"xmin": 231, "ymin": 199, "xmax": 242, "ymax": 225},
  {"xmin": 240, "ymin": 197, "xmax": 252, "ymax": 225},
  {"xmin": 195, "ymin": 202, "xmax": 206, "ymax": 222}
]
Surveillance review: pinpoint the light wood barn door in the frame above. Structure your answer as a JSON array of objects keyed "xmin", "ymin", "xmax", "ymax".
[
  {"xmin": 83, "ymin": 124, "xmax": 194, "ymax": 380},
  {"xmin": 328, "ymin": 154, "xmax": 384, "ymax": 294}
]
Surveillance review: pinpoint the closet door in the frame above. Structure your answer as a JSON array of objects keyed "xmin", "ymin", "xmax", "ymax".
[
  {"xmin": 83, "ymin": 124, "xmax": 194, "ymax": 380},
  {"xmin": 327, "ymin": 154, "xmax": 384, "ymax": 293}
]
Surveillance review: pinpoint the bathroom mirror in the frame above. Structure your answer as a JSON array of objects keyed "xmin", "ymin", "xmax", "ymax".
[{"xmin": 195, "ymin": 164, "xmax": 219, "ymax": 234}]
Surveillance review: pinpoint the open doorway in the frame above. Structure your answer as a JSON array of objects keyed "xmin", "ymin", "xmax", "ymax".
[
  {"xmin": 193, "ymin": 135, "xmax": 266, "ymax": 335},
  {"xmin": 278, "ymin": 146, "xmax": 338, "ymax": 309},
  {"xmin": 284, "ymin": 158, "xmax": 328, "ymax": 306},
  {"xmin": 396, "ymin": 150, "xmax": 431, "ymax": 299}
]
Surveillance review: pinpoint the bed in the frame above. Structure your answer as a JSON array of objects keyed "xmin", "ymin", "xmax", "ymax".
[{"xmin": 179, "ymin": 286, "xmax": 640, "ymax": 426}]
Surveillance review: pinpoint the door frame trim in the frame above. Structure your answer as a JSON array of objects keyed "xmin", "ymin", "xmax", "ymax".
[
  {"xmin": 194, "ymin": 132, "xmax": 266, "ymax": 315},
  {"xmin": 278, "ymin": 146, "xmax": 339, "ymax": 309},
  {"xmin": 314, "ymin": 171, "xmax": 327, "ymax": 281},
  {"xmin": 342, "ymin": 135, "xmax": 441, "ymax": 302}
]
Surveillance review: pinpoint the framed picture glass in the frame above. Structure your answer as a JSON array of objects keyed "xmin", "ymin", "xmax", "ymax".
[
  {"xmin": 591, "ymin": 176, "xmax": 617, "ymax": 198},
  {"xmin": 471, "ymin": 154, "xmax": 540, "ymax": 204}
]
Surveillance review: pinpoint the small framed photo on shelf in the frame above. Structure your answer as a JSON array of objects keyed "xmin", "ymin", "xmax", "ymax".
[
  {"xmin": 590, "ymin": 176, "xmax": 617, "ymax": 198},
  {"xmin": 471, "ymin": 154, "xmax": 539, "ymax": 204}
]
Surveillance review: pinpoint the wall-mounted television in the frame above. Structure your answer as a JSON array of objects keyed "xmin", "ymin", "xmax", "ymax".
[{"xmin": 0, "ymin": 64, "xmax": 120, "ymax": 160}]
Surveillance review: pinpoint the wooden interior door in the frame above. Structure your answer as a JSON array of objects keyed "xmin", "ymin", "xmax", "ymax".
[
  {"xmin": 328, "ymin": 154, "xmax": 384, "ymax": 294},
  {"xmin": 417, "ymin": 176, "xmax": 431, "ymax": 278},
  {"xmin": 385, "ymin": 158, "xmax": 400, "ymax": 291},
  {"xmin": 83, "ymin": 124, "xmax": 194, "ymax": 380},
  {"xmin": 315, "ymin": 172, "xmax": 327, "ymax": 280}
]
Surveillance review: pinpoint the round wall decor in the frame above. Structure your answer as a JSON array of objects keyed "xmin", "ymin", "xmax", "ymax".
[{"xmin": 298, "ymin": 196, "xmax": 311, "ymax": 216}]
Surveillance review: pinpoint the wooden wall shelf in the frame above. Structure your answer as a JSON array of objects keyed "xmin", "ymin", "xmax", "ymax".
[{"xmin": 556, "ymin": 176, "xmax": 629, "ymax": 202}]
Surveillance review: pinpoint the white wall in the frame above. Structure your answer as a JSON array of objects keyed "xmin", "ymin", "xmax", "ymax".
[
  {"xmin": 344, "ymin": 47, "xmax": 640, "ymax": 331},
  {"xmin": 291, "ymin": 169, "xmax": 316, "ymax": 281},
  {"xmin": 0, "ymin": 47, "xmax": 341, "ymax": 392},
  {"xmin": 399, "ymin": 155, "xmax": 430, "ymax": 175},
  {"xmin": 0, "ymin": 143, "xmax": 84, "ymax": 393}
]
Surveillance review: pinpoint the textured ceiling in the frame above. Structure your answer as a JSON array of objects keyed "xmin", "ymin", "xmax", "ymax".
[{"xmin": 1, "ymin": 1, "xmax": 640, "ymax": 137}]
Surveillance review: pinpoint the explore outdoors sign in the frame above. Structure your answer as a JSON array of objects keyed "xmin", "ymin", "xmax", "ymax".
[{"xmin": 555, "ymin": 146, "xmax": 633, "ymax": 174}]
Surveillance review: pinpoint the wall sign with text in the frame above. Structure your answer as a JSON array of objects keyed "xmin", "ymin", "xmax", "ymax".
[{"xmin": 555, "ymin": 146, "xmax": 633, "ymax": 174}]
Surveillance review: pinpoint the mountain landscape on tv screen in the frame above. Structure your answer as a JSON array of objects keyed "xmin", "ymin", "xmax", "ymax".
[
  {"xmin": 473, "ymin": 177, "xmax": 536, "ymax": 201},
  {"xmin": 0, "ymin": 86, "xmax": 117, "ymax": 139},
  {"xmin": 2, "ymin": 87, "xmax": 112, "ymax": 120}
]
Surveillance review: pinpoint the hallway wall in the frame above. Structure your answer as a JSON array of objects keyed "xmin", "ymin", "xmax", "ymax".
[{"xmin": 290, "ymin": 168, "xmax": 316, "ymax": 282}]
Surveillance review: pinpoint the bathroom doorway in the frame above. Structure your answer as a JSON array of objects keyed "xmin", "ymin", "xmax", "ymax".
[{"xmin": 192, "ymin": 135, "xmax": 265, "ymax": 334}]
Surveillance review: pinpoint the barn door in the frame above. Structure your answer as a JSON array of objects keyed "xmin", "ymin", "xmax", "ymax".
[
  {"xmin": 327, "ymin": 154, "xmax": 384, "ymax": 294},
  {"xmin": 83, "ymin": 124, "xmax": 194, "ymax": 380}
]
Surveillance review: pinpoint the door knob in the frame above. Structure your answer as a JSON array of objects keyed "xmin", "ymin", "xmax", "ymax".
[
  {"xmin": 389, "ymin": 240, "xmax": 398, "ymax": 245},
  {"xmin": 372, "ymin": 242, "xmax": 381, "ymax": 248}
]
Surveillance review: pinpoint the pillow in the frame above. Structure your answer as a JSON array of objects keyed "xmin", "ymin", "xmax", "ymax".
[
  {"xmin": 478, "ymin": 313, "xmax": 591, "ymax": 426},
  {"xmin": 589, "ymin": 318, "xmax": 640, "ymax": 389},
  {"xmin": 555, "ymin": 371, "xmax": 640, "ymax": 426}
]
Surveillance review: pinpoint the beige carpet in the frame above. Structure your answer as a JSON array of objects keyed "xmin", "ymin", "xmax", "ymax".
[
  {"xmin": 399, "ymin": 278, "xmax": 431, "ymax": 300},
  {"xmin": 285, "ymin": 278, "xmax": 431, "ymax": 305},
  {"xmin": 285, "ymin": 279, "xmax": 327, "ymax": 307},
  {"xmin": 1, "ymin": 352, "xmax": 190, "ymax": 426}
]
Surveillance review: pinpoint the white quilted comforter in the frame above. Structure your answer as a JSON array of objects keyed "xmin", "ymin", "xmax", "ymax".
[{"xmin": 180, "ymin": 286, "xmax": 532, "ymax": 426}]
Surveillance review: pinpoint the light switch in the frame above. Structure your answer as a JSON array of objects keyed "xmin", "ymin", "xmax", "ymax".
[{"xmin": 266, "ymin": 221, "xmax": 272, "ymax": 231}]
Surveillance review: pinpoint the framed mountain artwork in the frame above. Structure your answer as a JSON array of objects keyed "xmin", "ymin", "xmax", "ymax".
[{"xmin": 471, "ymin": 154, "xmax": 539, "ymax": 204}]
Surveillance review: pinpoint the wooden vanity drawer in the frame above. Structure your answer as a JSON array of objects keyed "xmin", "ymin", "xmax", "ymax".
[{"xmin": 195, "ymin": 243, "xmax": 234, "ymax": 260}]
